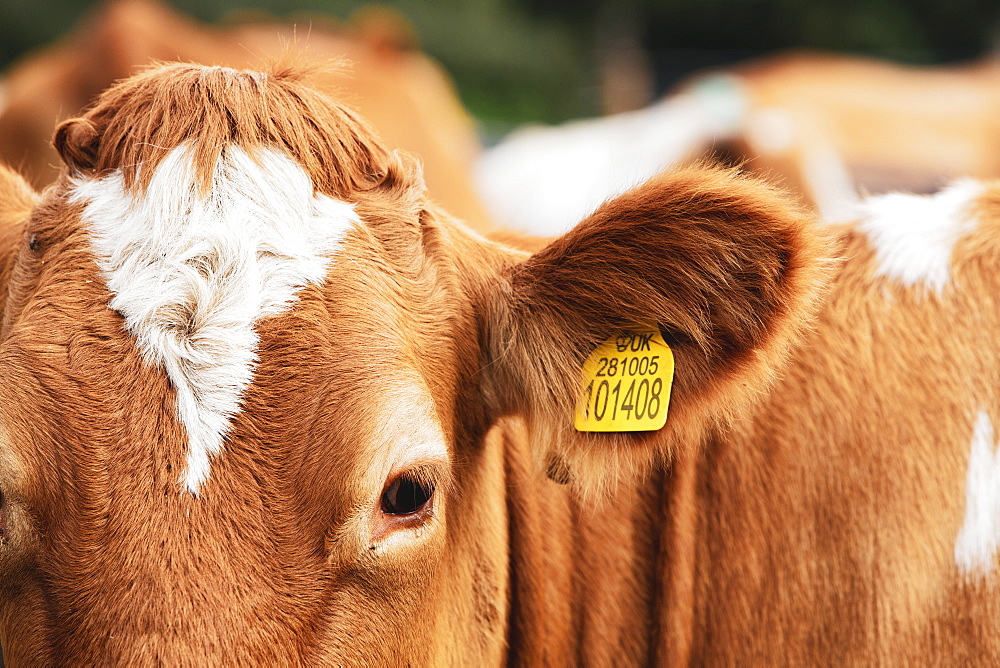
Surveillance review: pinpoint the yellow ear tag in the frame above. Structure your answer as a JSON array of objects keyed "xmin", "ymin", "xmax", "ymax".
[{"xmin": 574, "ymin": 326, "xmax": 674, "ymax": 432}]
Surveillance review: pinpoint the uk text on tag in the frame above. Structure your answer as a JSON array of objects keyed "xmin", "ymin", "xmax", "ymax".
[{"xmin": 574, "ymin": 327, "xmax": 674, "ymax": 432}]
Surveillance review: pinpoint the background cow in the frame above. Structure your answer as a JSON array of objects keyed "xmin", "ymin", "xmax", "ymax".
[
  {"xmin": 2, "ymin": 63, "xmax": 1000, "ymax": 664},
  {"xmin": 727, "ymin": 52, "xmax": 1000, "ymax": 219},
  {"xmin": 476, "ymin": 51, "xmax": 1000, "ymax": 233},
  {"xmin": 0, "ymin": 0, "xmax": 493, "ymax": 230}
]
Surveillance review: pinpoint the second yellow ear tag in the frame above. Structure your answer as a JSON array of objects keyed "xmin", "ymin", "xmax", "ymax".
[{"xmin": 574, "ymin": 326, "xmax": 674, "ymax": 432}]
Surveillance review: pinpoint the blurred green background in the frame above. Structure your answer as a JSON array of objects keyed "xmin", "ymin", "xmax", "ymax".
[{"xmin": 2, "ymin": 0, "xmax": 1000, "ymax": 137}]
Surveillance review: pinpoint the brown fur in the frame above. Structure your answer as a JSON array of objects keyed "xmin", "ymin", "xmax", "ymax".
[
  {"xmin": 2, "ymin": 63, "xmax": 997, "ymax": 666},
  {"xmin": 53, "ymin": 63, "xmax": 408, "ymax": 202},
  {"xmin": 0, "ymin": 166, "xmax": 35, "ymax": 323},
  {"xmin": 671, "ymin": 200, "xmax": 1000, "ymax": 664}
]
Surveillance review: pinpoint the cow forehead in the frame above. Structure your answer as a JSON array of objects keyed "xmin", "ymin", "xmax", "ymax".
[
  {"xmin": 362, "ymin": 383, "xmax": 450, "ymax": 484},
  {"xmin": 69, "ymin": 143, "xmax": 359, "ymax": 494}
]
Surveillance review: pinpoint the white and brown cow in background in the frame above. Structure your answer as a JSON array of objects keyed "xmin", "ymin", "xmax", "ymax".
[
  {"xmin": 727, "ymin": 52, "xmax": 1000, "ymax": 220},
  {"xmin": 1, "ymin": 63, "xmax": 999, "ymax": 664},
  {"xmin": 477, "ymin": 50, "xmax": 1000, "ymax": 234}
]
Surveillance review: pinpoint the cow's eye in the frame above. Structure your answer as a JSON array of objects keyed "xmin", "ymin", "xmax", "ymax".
[{"xmin": 380, "ymin": 474, "xmax": 434, "ymax": 516}]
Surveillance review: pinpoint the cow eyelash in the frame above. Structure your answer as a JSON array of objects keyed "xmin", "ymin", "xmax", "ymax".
[{"xmin": 380, "ymin": 467, "xmax": 437, "ymax": 516}]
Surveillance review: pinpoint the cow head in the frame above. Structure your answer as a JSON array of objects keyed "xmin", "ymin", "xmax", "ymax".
[{"xmin": 0, "ymin": 64, "xmax": 827, "ymax": 663}]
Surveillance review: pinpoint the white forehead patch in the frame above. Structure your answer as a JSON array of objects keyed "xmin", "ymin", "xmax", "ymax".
[
  {"xmin": 856, "ymin": 179, "xmax": 984, "ymax": 293},
  {"xmin": 955, "ymin": 410, "xmax": 1000, "ymax": 578},
  {"xmin": 70, "ymin": 144, "xmax": 359, "ymax": 494}
]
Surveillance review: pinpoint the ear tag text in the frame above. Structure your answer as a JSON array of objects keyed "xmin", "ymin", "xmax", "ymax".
[{"xmin": 574, "ymin": 327, "xmax": 674, "ymax": 432}]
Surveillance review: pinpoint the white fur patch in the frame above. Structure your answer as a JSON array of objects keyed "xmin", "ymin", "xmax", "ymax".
[
  {"xmin": 955, "ymin": 411, "xmax": 1000, "ymax": 577},
  {"xmin": 744, "ymin": 107, "xmax": 796, "ymax": 155},
  {"xmin": 70, "ymin": 144, "xmax": 358, "ymax": 494},
  {"xmin": 474, "ymin": 76, "xmax": 748, "ymax": 236},
  {"xmin": 856, "ymin": 180, "xmax": 984, "ymax": 293}
]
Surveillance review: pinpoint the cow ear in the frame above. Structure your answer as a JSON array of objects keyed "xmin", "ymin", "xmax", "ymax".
[
  {"xmin": 54, "ymin": 117, "xmax": 101, "ymax": 174},
  {"xmin": 483, "ymin": 165, "xmax": 830, "ymax": 494}
]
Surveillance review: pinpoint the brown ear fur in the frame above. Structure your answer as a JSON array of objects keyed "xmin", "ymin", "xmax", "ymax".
[
  {"xmin": 53, "ymin": 118, "xmax": 101, "ymax": 173},
  {"xmin": 484, "ymin": 165, "xmax": 833, "ymax": 494}
]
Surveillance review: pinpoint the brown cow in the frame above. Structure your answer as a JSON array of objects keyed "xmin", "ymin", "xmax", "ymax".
[
  {"xmin": 1, "ymin": 63, "xmax": 999, "ymax": 665},
  {"xmin": 0, "ymin": 0, "xmax": 492, "ymax": 229}
]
